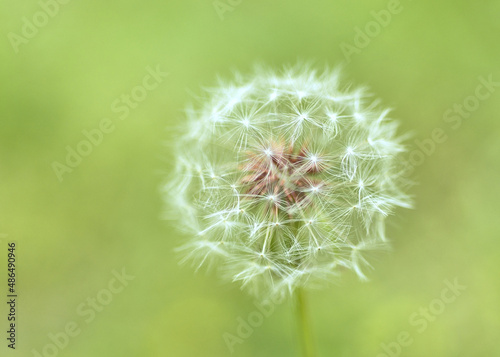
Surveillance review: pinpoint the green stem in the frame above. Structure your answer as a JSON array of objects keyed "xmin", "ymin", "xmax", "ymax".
[{"xmin": 295, "ymin": 287, "xmax": 315, "ymax": 357}]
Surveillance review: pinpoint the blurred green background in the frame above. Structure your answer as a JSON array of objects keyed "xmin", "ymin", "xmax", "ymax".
[{"xmin": 1, "ymin": 0, "xmax": 499, "ymax": 356}]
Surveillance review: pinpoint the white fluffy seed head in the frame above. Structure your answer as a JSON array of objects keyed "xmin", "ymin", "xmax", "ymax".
[{"xmin": 163, "ymin": 64, "xmax": 412, "ymax": 299}]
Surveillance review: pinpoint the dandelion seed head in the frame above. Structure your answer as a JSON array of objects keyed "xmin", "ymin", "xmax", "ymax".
[{"xmin": 164, "ymin": 64, "xmax": 411, "ymax": 299}]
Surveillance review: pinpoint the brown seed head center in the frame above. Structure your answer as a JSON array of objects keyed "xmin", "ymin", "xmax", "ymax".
[{"xmin": 240, "ymin": 141, "xmax": 326, "ymax": 215}]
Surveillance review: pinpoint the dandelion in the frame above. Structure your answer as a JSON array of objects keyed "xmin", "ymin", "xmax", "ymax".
[{"xmin": 163, "ymin": 64, "xmax": 411, "ymax": 356}]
